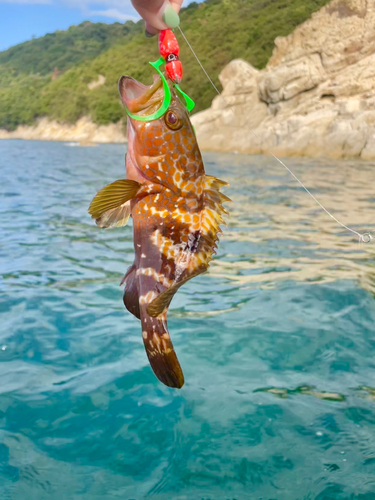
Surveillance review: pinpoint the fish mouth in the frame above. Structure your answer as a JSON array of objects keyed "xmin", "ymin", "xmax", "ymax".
[{"xmin": 119, "ymin": 75, "xmax": 164, "ymax": 117}]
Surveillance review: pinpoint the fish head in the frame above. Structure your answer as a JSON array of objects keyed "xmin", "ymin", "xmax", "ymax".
[{"xmin": 119, "ymin": 74, "xmax": 201, "ymax": 187}]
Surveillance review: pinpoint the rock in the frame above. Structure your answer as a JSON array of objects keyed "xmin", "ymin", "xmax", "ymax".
[
  {"xmin": 193, "ymin": 59, "xmax": 269, "ymax": 151},
  {"xmin": 361, "ymin": 133, "xmax": 375, "ymax": 160},
  {"xmin": 192, "ymin": 0, "xmax": 375, "ymax": 160},
  {"xmin": 219, "ymin": 59, "xmax": 259, "ymax": 95},
  {"xmin": 259, "ymin": 54, "xmax": 326, "ymax": 104},
  {"xmin": 87, "ymin": 75, "xmax": 106, "ymax": 90}
]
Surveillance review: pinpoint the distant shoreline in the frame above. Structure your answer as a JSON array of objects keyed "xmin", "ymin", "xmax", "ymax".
[{"xmin": 0, "ymin": 117, "xmax": 126, "ymax": 144}]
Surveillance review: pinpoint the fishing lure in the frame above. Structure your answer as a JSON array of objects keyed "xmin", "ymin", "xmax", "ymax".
[{"xmin": 88, "ymin": 30, "xmax": 230, "ymax": 388}]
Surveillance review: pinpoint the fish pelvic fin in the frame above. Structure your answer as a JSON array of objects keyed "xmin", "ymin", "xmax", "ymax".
[
  {"xmin": 141, "ymin": 312, "xmax": 184, "ymax": 389},
  {"xmin": 122, "ymin": 264, "xmax": 141, "ymax": 320},
  {"xmin": 88, "ymin": 179, "xmax": 141, "ymax": 228}
]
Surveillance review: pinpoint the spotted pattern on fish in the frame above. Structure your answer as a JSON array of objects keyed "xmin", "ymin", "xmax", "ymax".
[{"xmin": 139, "ymin": 129, "xmax": 203, "ymax": 196}]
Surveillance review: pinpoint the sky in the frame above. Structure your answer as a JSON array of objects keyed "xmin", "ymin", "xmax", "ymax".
[{"xmin": 0, "ymin": 0, "xmax": 197, "ymax": 52}]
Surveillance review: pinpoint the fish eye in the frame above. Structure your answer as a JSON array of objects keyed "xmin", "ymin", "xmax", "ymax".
[{"xmin": 165, "ymin": 110, "xmax": 182, "ymax": 130}]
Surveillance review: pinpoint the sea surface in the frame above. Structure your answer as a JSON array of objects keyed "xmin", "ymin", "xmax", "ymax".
[{"xmin": 1, "ymin": 139, "xmax": 375, "ymax": 500}]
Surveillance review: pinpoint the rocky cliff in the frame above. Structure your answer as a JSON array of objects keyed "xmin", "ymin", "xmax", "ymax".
[{"xmin": 192, "ymin": 0, "xmax": 375, "ymax": 160}]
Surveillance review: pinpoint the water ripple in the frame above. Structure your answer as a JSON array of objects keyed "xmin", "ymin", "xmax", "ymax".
[{"xmin": 1, "ymin": 140, "xmax": 375, "ymax": 499}]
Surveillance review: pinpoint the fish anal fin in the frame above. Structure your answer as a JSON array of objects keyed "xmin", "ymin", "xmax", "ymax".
[{"xmin": 88, "ymin": 179, "xmax": 141, "ymax": 220}]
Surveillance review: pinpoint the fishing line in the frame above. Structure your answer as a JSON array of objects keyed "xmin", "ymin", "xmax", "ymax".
[{"xmin": 177, "ymin": 26, "xmax": 374, "ymax": 244}]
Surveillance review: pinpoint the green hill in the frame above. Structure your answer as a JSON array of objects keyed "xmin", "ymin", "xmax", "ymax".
[
  {"xmin": 0, "ymin": 0, "xmax": 330, "ymax": 131},
  {"xmin": 0, "ymin": 21, "xmax": 141, "ymax": 76}
]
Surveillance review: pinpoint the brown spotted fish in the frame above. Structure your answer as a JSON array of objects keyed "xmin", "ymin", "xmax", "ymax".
[{"xmin": 89, "ymin": 75, "xmax": 230, "ymax": 389}]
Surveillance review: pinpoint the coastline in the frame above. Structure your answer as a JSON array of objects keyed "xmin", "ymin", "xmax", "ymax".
[
  {"xmin": 3, "ymin": 0, "xmax": 375, "ymax": 161},
  {"xmin": 0, "ymin": 117, "xmax": 126, "ymax": 144}
]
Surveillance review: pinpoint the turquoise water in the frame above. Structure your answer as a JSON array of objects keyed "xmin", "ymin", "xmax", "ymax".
[{"xmin": 1, "ymin": 139, "xmax": 375, "ymax": 499}]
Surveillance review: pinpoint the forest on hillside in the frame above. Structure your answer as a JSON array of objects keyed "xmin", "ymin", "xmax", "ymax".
[{"xmin": 0, "ymin": 0, "xmax": 330, "ymax": 131}]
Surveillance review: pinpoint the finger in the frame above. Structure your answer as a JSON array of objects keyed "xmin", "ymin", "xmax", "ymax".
[
  {"xmin": 145, "ymin": 22, "xmax": 158, "ymax": 36},
  {"xmin": 170, "ymin": 0, "xmax": 184, "ymax": 11},
  {"xmin": 132, "ymin": 0, "xmax": 181, "ymax": 32}
]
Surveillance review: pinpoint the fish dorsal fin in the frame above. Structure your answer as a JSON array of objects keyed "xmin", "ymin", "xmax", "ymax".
[
  {"xmin": 147, "ymin": 269, "xmax": 206, "ymax": 317},
  {"xmin": 204, "ymin": 175, "xmax": 229, "ymax": 190},
  {"xmin": 88, "ymin": 179, "xmax": 141, "ymax": 223}
]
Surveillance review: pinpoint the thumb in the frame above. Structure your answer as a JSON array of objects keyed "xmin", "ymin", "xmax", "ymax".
[{"xmin": 131, "ymin": 0, "xmax": 181, "ymax": 35}]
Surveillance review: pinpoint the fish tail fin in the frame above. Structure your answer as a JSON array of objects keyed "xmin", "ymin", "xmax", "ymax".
[{"xmin": 140, "ymin": 311, "xmax": 184, "ymax": 389}]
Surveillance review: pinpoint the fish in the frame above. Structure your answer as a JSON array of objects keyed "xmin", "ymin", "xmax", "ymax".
[{"xmin": 88, "ymin": 74, "xmax": 230, "ymax": 389}]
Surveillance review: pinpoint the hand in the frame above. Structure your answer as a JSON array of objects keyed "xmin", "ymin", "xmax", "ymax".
[{"xmin": 131, "ymin": 0, "xmax": 183, "ymax": 36}]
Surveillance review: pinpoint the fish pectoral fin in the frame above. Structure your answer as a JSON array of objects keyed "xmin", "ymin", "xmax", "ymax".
[
  {"xmin": 147, "ymin": 269, "xmax": 206, "ymax": 317},
  {"xmin": 88, "ymin": 179, "xmax": 141, "ymax": 223},
  {"xmin": 95, "ymin": 201, "xmax": 131, "ymax": 228}
]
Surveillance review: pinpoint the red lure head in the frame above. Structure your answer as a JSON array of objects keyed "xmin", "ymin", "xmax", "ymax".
[
  {"xmin": 166, "ymin": 60, "xmax": 183, "ymax": 84},
  {"xmin": 159, "ymin": 29, "xmax": 179, "ymax": 58},
  {"xmin": 159, "ymin": 29, "xmax": 182, "ymax": 84}
]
